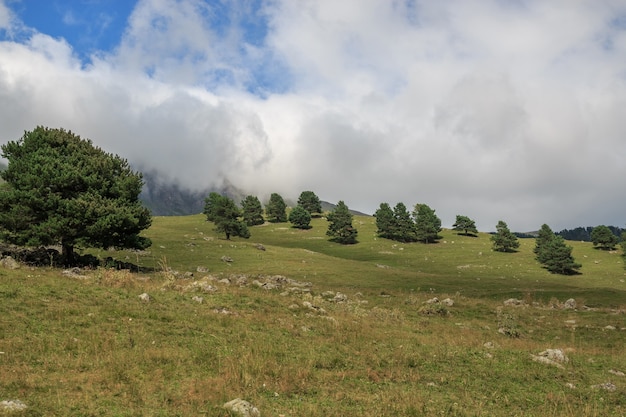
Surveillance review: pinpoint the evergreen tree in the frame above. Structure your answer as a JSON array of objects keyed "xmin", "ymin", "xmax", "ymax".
[
  {"xmin": 241, "ymin": 195, "xmax": 264, "ymax": 226},
  {"xmin": 590, "ymin": 225, "xmax": 619, "ymax": 250},
  {"xmin": 0, "ymin": 126, "xmax": 151, "ymax": 265},
  {"xmin": 413, "ymin": 203, "xmax": 441, "ymax": 243},
  {"xmin": 374, "ymin": 202, "xmax": 394, "ymax": 239},
  {"xmin": 204, "ymin": 194, "xmax": 250, "ymax": 240},
  {"xmin": 534, "ymin": 224, "xmax": 555, "ymax": 264},
  {"xmin": 392, "ymin": 202, "xmax": 417, "ymax": 242},
  {"xmin": 534, "ymin": 224, "xmax": 580, "ymax": 274},
  {"xmin": 540, "ymin": 236, "xmax": 581, "ymax": 274},
  {"xmin": 326, "ymin": 201, "xmax": 358, "ymax": 244},
  {"xmin": 288, "ymin": 205, "xmax": 312, "ymax": 229},
  {"xmin": 452, "ymin": 215, "xmax": 478, "ymax": 236},
  {"xmin": 266, "ymin": 193, "xmax": 287, "ymax": 223},
  {"xmin": 297, "ymin": 191, "xmax": 322, "ymax": 216},
  {"xmin": 491, "ymin": 220, "xmax": 519, "ymax": 252}
]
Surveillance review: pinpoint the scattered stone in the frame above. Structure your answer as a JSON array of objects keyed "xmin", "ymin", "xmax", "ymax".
[
  {"xmin": 0, "ymin": 256, "xmax": 20, "ymax": 270},
  {"xmin": 223, "ymin": 398, "xmax": 260, "ymax": 417},
  {"xmin": 254, "ymin": 243, "xmax": 266, "ymax": 251},
  {"xmin": 0, "ymin": 399, "xmax": 27, "ymax": 412},
  {"xmin": 591, "ymin": 382, "xmax": 617, "ymax": 392},
  {"xmin": 565, "ymin": 383, "xmax": 576, "ymax": 389},
  {"xmin": 426, "ymin": 297, "xmax": 439, "ymax": 304},
  {"xmin": 441, "ymin": 298, "xmax": 454, "ymax": 307},
  {"xmin": 609, "ymin": 369, "xmax": 625, "ymax": 377},
  {"xmin": 605, "ymin": 325, "xmax": 616, "ymax": 330},
  {"xmin": 191, "ymin": 296, "xmax": 204, "ymax": 304},
  {"xmin": 218, "ymin": 278, "xmax": 231, "ymax": 285},
  {"xmin": 332, "ymin": 292, "xmax": 348, "ymax": 303},
  {"xmin": 62, "ymin": 267, "xmax": 88, "ymax": 279},
  {"xmin": 503, "ymin": 298, "xmax": 525, "ymax": 307},
  {"xmin": 563, "ymin": 298, "xmax": 577, "ymax": 309},
  {"xmin": 564, "ymin": 320, "xmax": 576, "ymax": 325},
  {"xmin": 221, "ymin": 256, "xmax": 234, "ymax": 263},
  {"xmin": 483, "ymin": 341, "xmax": 496, "ymax": 349},
  {"xmin": 213, "ymin": 307, "xmax": 233, "ymax": 315},
  {"xmin": 138, "ymin": 293, "xmax": 151, "ymax": 302},
  {"xmin": 196, "ymin": 266, "xmax": 208, "ymax": 273},
  {"xmin": 531, "ymin": 349, "xmax": 568, "ymax": 369}
]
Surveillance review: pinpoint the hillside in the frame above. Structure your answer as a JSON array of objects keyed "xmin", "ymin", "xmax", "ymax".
[{"xmin": 1, "ymin": 215, "xmax": 625, "ymax": 416}]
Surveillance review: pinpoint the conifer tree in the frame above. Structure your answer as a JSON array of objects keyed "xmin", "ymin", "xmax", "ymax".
[
  {"xmin": 491, "ymin": 220, "xmax": 519, "ymax": 252},
  {"xmin": 289, "ymin": 205, "xmax": 312, "ymax": 229},
  {"xmin": 204, "ymin": 194, "xmax": 250, "ymax": 240},
  {"xmin": 241, "ymin": 195, "xmax": 264, "ymax": 226},
  {"xmin": 297, "ymin": 191, "xmax": 322, "ymax": 216},
  {"xmin": 0, "ymin": 126, "xmax": 151, "ymax": 265},
  {"xmin": 452, "ymin": 215, "xmax": 478, "ymax": 236},
  {"xmin": 266, "ymin": 193, "xmax": 287, "ymax": 223},
  {"xmin": 413, "ymin": 203, "xmax": 441, "ymax": 243},
  {"xmin": 326, "ymin": 201, "xmax": 358, "ymax": 244},
  {"xmin": 374, "ymin": 202, "xmax": 394, "ymax": 239},
  {"xmin": 590, "ymin": 225, "xmax": 619, "ymax": 250}
]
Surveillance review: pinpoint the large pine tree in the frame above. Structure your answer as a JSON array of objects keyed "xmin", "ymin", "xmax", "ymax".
[{"xmin": 326, "ymin": 201, "xmax": 358, "ymax": 244}]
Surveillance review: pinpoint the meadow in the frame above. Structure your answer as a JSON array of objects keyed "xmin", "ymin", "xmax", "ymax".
[{"xmin": 1, "ymin": 214, "xmax": 625, "ymax": 416}]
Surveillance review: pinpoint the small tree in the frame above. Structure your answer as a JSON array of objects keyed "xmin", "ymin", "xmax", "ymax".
[
  {"xmin": 452, "ymin": 215, "xmax": 478, "ymax": 236},
  {"xmin": 0, "ymin": 126, "xmax": 151, "ymax": 266},
  {"xmin": 534, "ymin": 224, "xmax": 555, "ymax": 264},
  {"xmin": 297, "ymin": 191, "xmax": 322, "ymax": 216},
  {"xmin": 392, "ymin": 202, "xmax": 417, "ymax": 242},
  {"xmin": 241, "ymin": 195, "xmax": 265, "ymax": 226},
  {"xmin": 491, "ymin": 220, "xmax": 519, "ymax": 252},
  {"xmin": 534, "ymin": 224, "xmax": 580, "ymax": 274},
  {"xmin": 590, "ymin": 225, "xmax": 619, "ymax": 250},
  {"xmin": 413, "ymin": 203, "xmax": 441, "ymax": 243},
  {"xmin": 289, "ymin": 205, "xmax": 312, "ymax": 229},
  {"xmin": 374, "ymin": 202, "xmax": 394, "ymax": 239},
  {"xmin": 326, "ymin": 201, "xmax": 358, "ymax": 244},
  {"xmin": 266, "ymin": 193, "xmax": 287, "ymax": 223},
  {"xmin": 204, "ymin": 193, "xmax": 250, "ymax": 240},
  {"xmin": 541, "ymin": 235, "xmax": 581, "ymax": 274}
]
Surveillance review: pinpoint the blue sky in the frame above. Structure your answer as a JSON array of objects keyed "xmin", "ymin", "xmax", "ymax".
[{"xmin": 1, "ymin": 0, "xmax": 626, "ymax": 231}]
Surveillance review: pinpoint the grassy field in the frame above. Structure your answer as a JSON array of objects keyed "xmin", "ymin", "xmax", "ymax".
[{"xmin": 1, "ymin": 214, "xmax": 625, "ymax": 416}]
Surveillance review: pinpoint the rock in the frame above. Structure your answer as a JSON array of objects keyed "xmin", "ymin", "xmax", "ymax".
[
  {"xmin": 254, "ymin": 243, "xmax": 266, "ymax": 251},
  {"xmin": 62, "ymin": 267, "xmax": 88, "ymax": 279},
  {"xmin": 191, "ymin": 296, "xmax": 204, "ymax": 303},
  {"xmin": 0, "ymin": 399, "xmax": 28, "ymax": 412},
  {"xmin": 196, "ymin": 266, "xmax": 209, "ymax": 273},
  {"xmin": 138, "ymin": 293, "xmax": 151, "ymax": 302},
  {"xmin": 591, "ymin": 382, "xmax": 617, "ymax": 392},
  {"xmin": 609, "ymin": 369, "xmax": 625, "ymax": 377},
  {"xmin": 223, "ymin": 398, "xmax": 260, "ymax": 417},
  {"xmin": 441, "ymin": 298, "xmax": 454, "ymax": 307},
  {"xmin": 332, "ymin": 292, "xmax": 348, "ymax": 303},
  {"xmin": 0, "ymin": 256, "xmax": 20, "ymax": 270},
  {"xmin": 531, "ymin": 348, "xmax": 568, "ymax": 369},
  {"xmin": 221, "ymin": 256, "xmax": 234, "ymax": 263},
  {"xmin": 604, "ymin": 325, "xmax": 616, "ymax": 330},
  {"xmin": 426, "ymin": 297, "xmax": 439, "ymax": 304},
  {"xmin": 563, "ymin": 298, "xmax": 577, "ymax": 309},
  {"xmin": 503, "ymin": 298, "xmax": 525, "ymax": 306}
]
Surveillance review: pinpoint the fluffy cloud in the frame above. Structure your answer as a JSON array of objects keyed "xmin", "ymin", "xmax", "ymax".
[{"xmin": 1, "ymin": 0, "xmax": 625, "ymax": 231}]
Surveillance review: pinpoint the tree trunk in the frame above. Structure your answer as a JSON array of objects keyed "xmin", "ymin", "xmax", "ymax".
[{"xmin": 62, "ymin": 242, "xmax": 75, "ymax": 267}]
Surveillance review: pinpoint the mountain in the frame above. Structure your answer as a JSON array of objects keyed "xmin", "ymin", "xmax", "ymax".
[{"xmin": 139, "ymin": 171, "xmax": 245, "ymax": 216}]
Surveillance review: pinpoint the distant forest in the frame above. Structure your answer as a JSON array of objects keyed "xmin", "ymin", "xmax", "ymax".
[{"xmin": 556, "ymin": 226, "xmax": 624, "ymax": 242}]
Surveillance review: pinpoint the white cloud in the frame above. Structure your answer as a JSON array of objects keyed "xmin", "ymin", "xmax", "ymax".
[{"xmin": 1, "ymin": 0, "xmax": 626, "ymax": 231}]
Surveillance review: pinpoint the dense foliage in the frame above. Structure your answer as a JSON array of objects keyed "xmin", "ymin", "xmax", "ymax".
[
  {"xmin": 241, "ymin": 195, "xmax": 265, "ymax": 226},
  {"xmin": 266, "ymin": 193, "xmax": 287, "ymax": 223},
  {"xmin": 0, "ymin": 126, "xmax": 151, "ymax": 265},
  {"xmin": 326, "ymin": 201, "xmax": 358, "ymax": 244},
  {"xmin": 490, "ymin": 220, "xmax": 519, "ymax": 252},
  {"xmin": 297, "ymin": 191, "xmax": 322, "ymax": 216},
  {"xmin": 203, "ymin": 192, "xmax": 250, "ymax": 240},
  {"xmin": 288, "ymin": 205, "xmax": 312, "ymax": 229},
  {"xmin": 534, "ymin": 224, "xmax": 581, "ymax": 274},
  {"xmin": 557, "ymin": 225, "xmax": 623, "ymax": 242},
  {"xmin": 452, "ymin": 215, "xmax": 478, "ymax": 236},
  {"xmin": 413, "ymin": 203, "xmax": 442, "ymax": 243},
  {"xmin": 590, "ymin": 225, "xmax": 619, "ymax": 250}
]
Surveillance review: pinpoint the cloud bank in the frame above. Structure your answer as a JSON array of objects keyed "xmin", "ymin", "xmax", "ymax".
[{"xmin": 1, "ymin": 0, "xmax": 626, "ymax": 231}]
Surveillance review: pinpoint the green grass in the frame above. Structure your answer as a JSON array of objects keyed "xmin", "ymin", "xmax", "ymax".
[{"xmin": 1, "ymin": 214, "xmax": 625, "ymax": 416}]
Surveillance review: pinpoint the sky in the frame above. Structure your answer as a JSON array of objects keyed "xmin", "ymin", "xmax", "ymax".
[{"xmin": 0, "ymin": 0, "xmax": 625, "ymax": 232}]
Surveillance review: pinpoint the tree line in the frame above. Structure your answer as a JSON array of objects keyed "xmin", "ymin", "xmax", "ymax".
[{"xmin": 0, "ymin": 126, "xmax": 624, "ymax": 274}]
